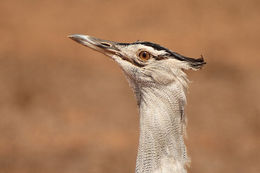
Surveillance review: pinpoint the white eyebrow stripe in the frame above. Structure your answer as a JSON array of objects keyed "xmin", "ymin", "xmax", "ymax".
[{"xmin": 129, "ymin": 45, "xmax": 168, "ymax": 56}]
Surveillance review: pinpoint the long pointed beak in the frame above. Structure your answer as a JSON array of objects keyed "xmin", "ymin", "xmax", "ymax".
[{"xmin": 68, "ymin": 34, "xmax": 120, "ymax": 55}]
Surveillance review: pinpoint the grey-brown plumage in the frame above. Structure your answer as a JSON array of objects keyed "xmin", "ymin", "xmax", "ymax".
[{"xmin": 68, "ymin": 34, "xmax": 205, "ymax": 173}]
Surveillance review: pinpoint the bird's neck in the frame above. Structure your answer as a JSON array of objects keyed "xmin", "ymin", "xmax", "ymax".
[{"xmin": 135, "ymin": 82, "xmax": 189, "ymax": 173}]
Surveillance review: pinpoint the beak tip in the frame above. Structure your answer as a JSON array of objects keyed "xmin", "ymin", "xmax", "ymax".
[
  {"xmin": 67, "ymin": 34, "xmax": 90, "ymax": 42},
  {"xmin": 67, "ymin": 35, "xmax": 74, "ymax": 41},
  {"xmin": 67, "ymin": 34, "xmax": 81, "ymax": 40}
]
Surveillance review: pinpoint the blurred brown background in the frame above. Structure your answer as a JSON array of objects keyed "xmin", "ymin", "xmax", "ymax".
[{"xmin": 0, "ymin": 0, "xmax": 259, "ymax": 173}]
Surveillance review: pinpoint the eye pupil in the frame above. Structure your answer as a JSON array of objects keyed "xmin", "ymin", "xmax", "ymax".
[{"xmin": 139, "ymin": 51, "xmax": 150, "ymax": 61}]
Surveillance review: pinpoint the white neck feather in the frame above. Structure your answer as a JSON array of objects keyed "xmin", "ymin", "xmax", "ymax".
[{"xmin": 133, "ymin": 80, "xmax": 189, "ymax": 173}]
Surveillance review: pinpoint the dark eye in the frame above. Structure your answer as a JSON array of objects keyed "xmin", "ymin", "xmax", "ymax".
[{"xmin": 138, "ymin": 51, "xmax": 151, "ymax": 61}]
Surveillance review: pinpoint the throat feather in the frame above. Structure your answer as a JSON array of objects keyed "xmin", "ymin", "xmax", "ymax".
[{"xmin": 135, "ymin": 82, "xmax": 188, "ymax": 173}]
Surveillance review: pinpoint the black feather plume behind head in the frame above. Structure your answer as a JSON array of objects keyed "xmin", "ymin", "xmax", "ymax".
[{"xmin": 170, "ymin": 52, "xmax": 206, "ymax": 69}]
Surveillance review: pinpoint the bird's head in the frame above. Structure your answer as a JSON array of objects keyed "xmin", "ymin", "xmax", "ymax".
[{"xmin": 69, "ymin": 34, "xmax": 206, "ymax": 87}]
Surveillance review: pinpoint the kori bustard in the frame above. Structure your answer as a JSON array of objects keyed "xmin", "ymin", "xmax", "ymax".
[{"xmin": 69, "ymin": 34, "xmax": 205, "ymax": 173}]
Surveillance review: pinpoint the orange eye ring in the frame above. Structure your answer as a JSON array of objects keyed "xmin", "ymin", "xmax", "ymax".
[{"xmin": 138, "ymin": 51, "xmax": 151, "ymax": 61}]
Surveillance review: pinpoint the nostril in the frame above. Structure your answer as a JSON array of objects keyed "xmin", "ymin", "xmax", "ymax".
[{"xmin": 100, "ymin": 42, "xmax": 111, "ymax": 47}]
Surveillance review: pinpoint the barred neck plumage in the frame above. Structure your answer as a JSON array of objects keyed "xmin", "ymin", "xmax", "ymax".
[{"xmin": 132, "ymin": 76, "xmax": 189, "ymax": 173}]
